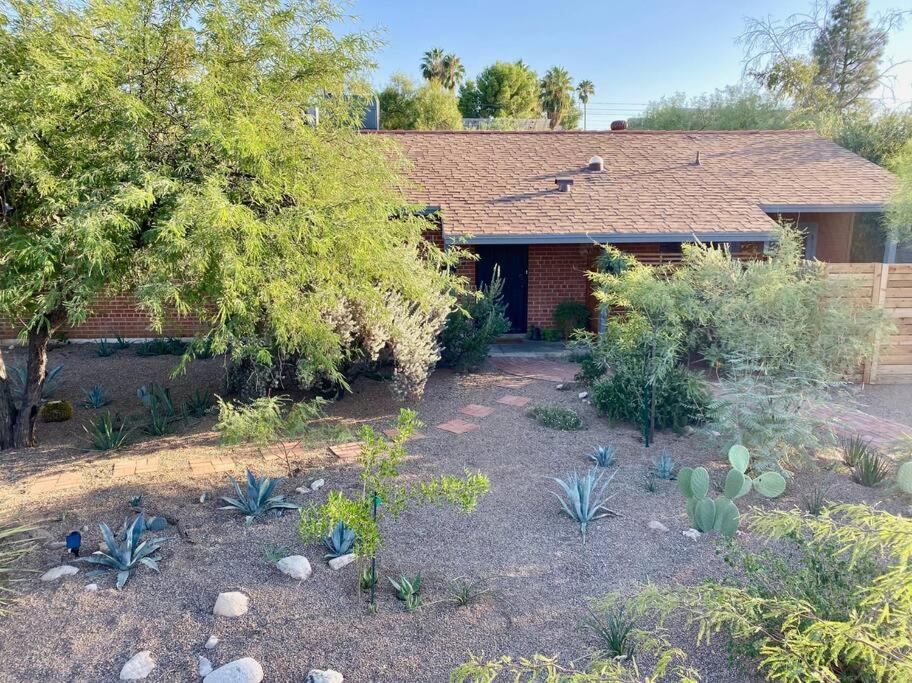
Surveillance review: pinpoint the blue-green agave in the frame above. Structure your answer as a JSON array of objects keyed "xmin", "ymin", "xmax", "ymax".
[
  {"xmin": 322, "ymin": 520, "xmax": 355, "ymax": 559},
  {"xmin": 220, "ymin": 469, "xmax": 299, "ymax": 524},
  {"xmin": 552, "ymin": 467, "xmax": 617, "ymax": 542},
  {"xmin": 84, "ymin": 513, "xmax": 161, "ymax": 589},
  {"xmin": 590, "ymin": 445, "xmax": 617, "ymax": 468}
]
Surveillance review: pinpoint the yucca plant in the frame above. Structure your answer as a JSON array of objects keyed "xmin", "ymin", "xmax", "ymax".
[
  {"xmin": 220, "ymin": 469, "xmax": 299, "ymax": 524},
  {"xmin": 651, "ymin": 450, "xmax": 678, "ymax": 480},
  {"xmin": 590, "ymin": 445, "xmax": 617, "ymax": 468},
  {"xmin": 83, "ymin": 412, "xmax": 130, "ymax": 451},
  {"xmin": 853, "ymin": 449, "xmax": 891, "ymax": 487},
  {"xmin": 322, "ymin": 520, "xmax": 355, "ymax": 559},
  {"xmin": 82, "ymin": 384, "xmax": 111, "ymax": 409},
  {"xmin": 84, "ymin": 513, "xmax": 161, "ymax": 589},
  {"xmin": 389, "ymin": 572, "xmax": 422, "ymax": 611},
  {"xmin": 0, "ymin": 523, "xmax": 36, "ymax": 614},
  {"xmin": 801, "ymin": 486, "xmax": 829, "ymax": 516},
  {"xmin": 551, "ymin": 468, "xmax": 618, "ymax": 542},
  {"xmin": 841, "ymin": 434, "xmax": 873, "ymax": 468},
  {"xmin": 182, "ymin": 390, "xmax": 213, "ymax": 418},
  {"xmin": 586, "ymin": 603, "xmax": 637, "ymax": 659},
  {"xmin": 448, "ymin": 576, "xmax": 491, "ymax": 607}
]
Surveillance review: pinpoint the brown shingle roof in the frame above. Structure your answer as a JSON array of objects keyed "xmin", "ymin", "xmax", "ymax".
[{"xmin": 377, "ymin": 130, "xmax": 896, "ymax": 242}]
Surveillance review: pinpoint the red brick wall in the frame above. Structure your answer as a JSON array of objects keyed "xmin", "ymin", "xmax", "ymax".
[
  {"xmin": 527, "ymin": 244, "xmax": 599, "ymax": 329},
  {"xmin": 455, "ymin": 246, "xmax": 476, "ymax": 286},
  {"xmin": 0, "ymin": 294, "xmax": 202, "ymax": 341}
]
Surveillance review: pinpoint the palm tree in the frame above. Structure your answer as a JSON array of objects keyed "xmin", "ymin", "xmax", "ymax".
[
  {"xmin": 440, "ymin": 53, "xmax": 465, "ymax": 92},
  {"xmin": 540, "ymin": 66, "xmax": 573, "ymax": 130},
  {"xmin": 420, "ymin": 47, "xmax": 445, "ymax": 84},
  {"xmin": 577, "ymin": 80, "xmax": 595, "ymax": 130}
]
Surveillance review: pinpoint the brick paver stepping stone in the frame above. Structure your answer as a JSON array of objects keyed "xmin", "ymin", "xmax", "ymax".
[
  {"xmin": 435, "ymin": 419, "xmax": 480, "ymax": 435},
  {"xmin": 382, "ymin": 428, "xmax": 426, "ymax": 441},
  {"xmin": 330, "ymin": 442, "xmax": 363, "ymax": 460},
  {"xmin": 497, "ymin": 394, "xmax": 531, "ymax": 407},
  {"xmin": 29, "ymin": 471, "xmax": 81, "ymax": 494},
  {"xmin": 495, "ymin": 378, "xmax": 533, "ymax": 389},
  {"xmin": 459, "ymin": 404, "xmax": 495, "ymax": 418}
]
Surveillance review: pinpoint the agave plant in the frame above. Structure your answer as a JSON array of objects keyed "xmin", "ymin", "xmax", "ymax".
[
  {"xmin": 651, "ymin": 450, "xmax": 678, "ymax": 480},
  {"xmin": 552, "ymin": 468, "xmax": 618, "ymax": 542},
  {"xmin": 841, "ymin": 434, "xmax": 873, "ymax": 468},
  {"xmin": 94, "ymin": 339, "xmax": 114, "ymax": 357},
  {"xmin": 853, "ymin": 449, "xmax": 891, "ymax": 487},
  {"xmin": 82, "ymin": 384, "xmax": 111, "ymax": 409},
  {"xmin": 182, "ymin": 389, "xmax": 213, "ymax": 418},
  {"xmin": 590, "ymin": 445, "xmax": 617, "ymax": 468},
  {"xmin": 389, "ymin": 572, "xmax": 422, "ymax": 610},
  {"xmin": 322, "ymin": 520, "xmax": 355, "ymax": 559},
  {"xmin": 113, "ymin": 334, "xmax": 132, "ymax": 350},
  {"xmin": 84, "ymin": 513, "xmax": 161, "ymax": 589},
  {"xmin": 219, "ymin": 469, "xmax": 299, "ymax": 524},
  {"xmin": 9, "ymin": 364, "xmax": 64, "ymax": 406}
]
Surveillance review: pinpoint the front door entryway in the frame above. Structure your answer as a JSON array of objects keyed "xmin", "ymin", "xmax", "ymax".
[{"xmin": 475, "ymin": 245, "xmax": 528, "ymax": 333}]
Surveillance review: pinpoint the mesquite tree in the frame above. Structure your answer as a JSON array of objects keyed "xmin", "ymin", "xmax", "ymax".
[{"xmin": 0, "ymin": 0, "xmax": 461, "ymax": 450}]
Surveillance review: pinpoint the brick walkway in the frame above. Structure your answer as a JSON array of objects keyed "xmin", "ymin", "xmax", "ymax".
[
  {"xmin": 486, "ymin": 357, "xmax": 578, "ymax": 383},
  {"xmin": 813, "ymin": 404, "xmax": 912, "ymax": 451}
]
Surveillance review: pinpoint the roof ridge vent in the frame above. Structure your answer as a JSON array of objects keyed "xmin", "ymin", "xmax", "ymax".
[{"xmin": 555, "ymin": 178, "xmax": 574, "ymax": 192}]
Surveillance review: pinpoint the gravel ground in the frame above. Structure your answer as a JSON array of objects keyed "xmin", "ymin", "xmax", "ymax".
[{"xmin": 0, "ymin": 347, "xmax": 910, "ymax": 682}]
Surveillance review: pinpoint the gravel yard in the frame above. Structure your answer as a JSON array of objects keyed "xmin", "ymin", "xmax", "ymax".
[{"xmin": 0, "ymin": 346, "xmax": 910, "ymax": 682}]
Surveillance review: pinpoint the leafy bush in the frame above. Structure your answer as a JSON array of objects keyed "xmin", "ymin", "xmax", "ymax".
[
  {"xmin": 552, "ymin": 300, "xmax": 590, "ymax": 339},
  {"xmin": 299, "ymin": 409, "xmax": 489, "ymax": 590},
  {"xmin": 541, "ymin": 328, "xmax": 562, "ymax": 342},
  {"xmin": 215, "ymin": 396, "xmax": 287, "ymax": 445},
  {"xmin": 219, "ymin": 469, "xmax": 299, "ymax": 524},
  {"xmin": 574, "ymin": 351, "xmax": 606, "ymax": 384},
  {"xmin": 527, "ymin": 405, "xmax": 582, "ymax": 431},
  {"xmin": 591, "ymin": 365, "xmax": 710, "ymax": 433},
  {"xmin": 635, "ymin": 505, "xmax": 912, "ymax": 683},
  {"xmin": 440, "ymin": 274, "xmax": 510, "ymax": 371},
  {"xmin": 551, "ymin": 468, "xmax": 617, "ymax": 541},
  {"xmin": 82, "ymin": 412, "xmax": 130, "ymax": 451},
  {"xmin": 84, "ymin": 513, "xmax": 161, "ymax": 590}
]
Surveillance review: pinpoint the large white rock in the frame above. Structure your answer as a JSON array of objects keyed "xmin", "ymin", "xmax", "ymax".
[
  {"xmin": 310, "ymin": 478, "xmax": 325, "ymax": 491},
  {"xmin": 328, "ymin": 554, "xmax": 356, "ymax": 571},
  {"xmin": 40, "ymin": 565, "xmax": 78, "ymax": 582},
  {"xmin": 276, "ymin": 555, "xmax": 312, "ymax": 581},
  {"xmin": 119, "ymin": 651, "xmax": 155, "ymax": 680},
  {"xmin": 203, "ymin": 657, "xmax": 264, "ymax": 683},
  {"xmin": 213, "ymin": 591, "xmax": 249, "ymax": 617},
  {"xmin": 306, "ymin": 669, "xmax": 344, "ymax": 683}
]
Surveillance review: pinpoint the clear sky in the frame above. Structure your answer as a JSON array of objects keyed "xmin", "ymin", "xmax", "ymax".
[{"xmin": 345, "ymin": 0, "xmax": 912, "ymax": 129}]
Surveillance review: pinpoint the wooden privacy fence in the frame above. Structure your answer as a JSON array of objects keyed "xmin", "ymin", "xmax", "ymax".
[{"xmin": 828, "ymin": 263, "xmax": 912, "ymax": 384}]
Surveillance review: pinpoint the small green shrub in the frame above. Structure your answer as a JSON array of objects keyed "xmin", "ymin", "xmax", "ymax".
[
  {"xmin": 215, "ymin": 396, "xmax": 287, "ymax": 445},
  {"xmin": 591, "ymin": 365, "xmax": 710, "ymax": 433},
  {"xmin": 541, "ymin": 327, "xmax": 563, "ymax": 342},
  {"xmin": 527, "ymin": 405, "xmax": 582, "ymax": 430},
  {"xmin": 263, "ymin": 546, "xmax": 291, "ymax": 564},
  {"xmin": 182, "ymin": 390, "xmax": 213, "ymax": 418},
  {"xmin": 852, "ymin": 448, "xmax": 891, "ymax": 487},
  {"xmin": 440, "ymin": 274, "xmax": 510, "ymax": 371},
  {"xmin": 39, "ymin": 400, "xmax": 72, "ymax": 422},
  {"xmin": 135, "ymin": 337, "xmax": 186, "ymax": 356},
  {"xmin": 574, "ymin": 352, "xmax": 606, "ymax": 384},
  {"xmin": 448, "ymin": 577, "xmax": 491, "ymax": 607},
  {"xmin": 552, "ymin": 300, "xmax": 590, "ymax": 339},
  {"xmin": 82, "ymin": 412, "xmax": 130, "ymax": 451}
]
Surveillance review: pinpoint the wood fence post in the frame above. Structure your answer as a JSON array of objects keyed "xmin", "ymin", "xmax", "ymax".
[{"xmin": 864, "ymin": 262, "xmax": 889, "ymax": 384}]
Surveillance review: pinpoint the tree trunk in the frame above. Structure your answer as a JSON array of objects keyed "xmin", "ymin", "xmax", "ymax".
[
  {"xmin": 0, "ymin": 323, "xmax": 55, "ymax": 451},
  {"xmin": 0, "ymin": 350, "xmax": 17, "ymax": 450}
]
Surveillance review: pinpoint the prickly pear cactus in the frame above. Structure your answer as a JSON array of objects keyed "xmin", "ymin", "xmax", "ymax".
[
  {"xmin": 897, "ymin": 461, "xmax": 912, "ymax": 495},
  {"xmin": 753, "ymin": 472, "xmax": 787, "ymax": 498}
]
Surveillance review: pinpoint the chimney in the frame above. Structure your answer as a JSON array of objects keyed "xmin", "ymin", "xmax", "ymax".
[
  {"xmin": 555, "ymin": 178, "xmax": 574, "ymax": 192},
  {"xmin": 588, "ymin": 155, "xmax": 604, "ymax": 172}
]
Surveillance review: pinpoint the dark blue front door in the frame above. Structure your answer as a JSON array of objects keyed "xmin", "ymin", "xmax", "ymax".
[{"xmin": 475, "ymin": 245, "xmax": 528, "ymax": 333}]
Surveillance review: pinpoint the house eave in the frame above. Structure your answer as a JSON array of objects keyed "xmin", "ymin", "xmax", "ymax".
[
  {"xmin": 760, "ymin": 203, "xmax": 885, "ymax": 213},
  {"xmin": 445, "ymin": 231, "xmax": 776, "ymax": 246}
]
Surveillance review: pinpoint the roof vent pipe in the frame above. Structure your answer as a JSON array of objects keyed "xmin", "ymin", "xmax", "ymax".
[
  {"xmin": 555, "ymin": 178, "xmax": 574, "ymax": 192},
  {"xmin": 695, "ymin": 151, "xmax": 702, "ymax": 166},
  {"xmin": 588, "ymin": 155, "xmax": 604, "ymax": 172}
]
